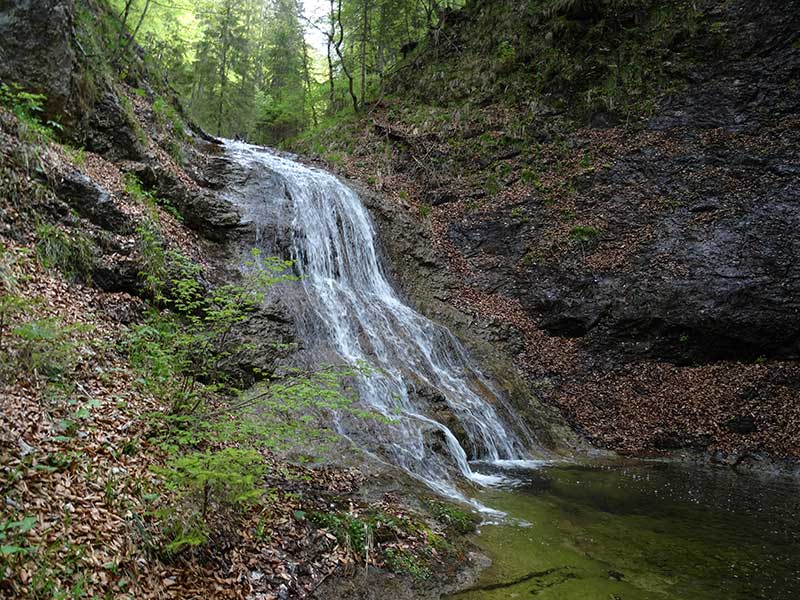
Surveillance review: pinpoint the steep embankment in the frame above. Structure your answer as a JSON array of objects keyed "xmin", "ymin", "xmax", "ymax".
[{"xmin": 292, "ymin": 0, "xmax": 800, "ymax": 466}]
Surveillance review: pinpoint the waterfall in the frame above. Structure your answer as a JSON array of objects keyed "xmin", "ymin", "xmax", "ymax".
[{"xmin": 226, "ymin": 142, "xmax": 539, "ymax": 500}]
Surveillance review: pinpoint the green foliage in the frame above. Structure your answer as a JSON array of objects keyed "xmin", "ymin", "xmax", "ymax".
[
  {"xmin": 0, "ymin": 516, "xmax": 36, "ymax": 559},
  {"xmin": 127, "ymin": 248, "xmax": 297, "ymax": 411},
  {"xmin": 255, "ymin": 92, "xmax": 308, "ymax": 146},
  {"xmin": 484, "ymin": 174, "xmax": 501, "ymax": 197},
  {"xmin": 18, "ymin": 539, "xmax": 91, "ymax": 600},
  {"xmin": 127, "ymin": 247, "xmax": 381, "ymax": 556},
  {"xmin": 126, "ymin": 174, "xmax": 183, "ymax": 221},
  {"xmin": 386, "ymin": 0, "xmax": 706, "ymax": 122},
  {"xmin": 65, "ymin": 146, "xmax": 87, "ymax": 167},
  {"xmin": 107, "ymin": 0, "xmax": 475, "ymax": 142},
  {"xmin": 0, "ymin": 518, "xmax": 95, "ymax": 599},
  {"xmin": 538, "ymin": 0, "xmax": 649, "ymax": 20},
  {"xmin": 134, "ymin": 219, "xmax": 168, "ymax": 295},
  {"xmin": 521, "ymin": 168, "xmax": 539, "ymax": 185},
  {"xmin": 0, "ymin": 244, "xmax": 28, "ymax": 357},
  {"xmin": 311, "ymin": 510, "xmax": 372, "ymax": 556},
  {"xmin": 152, "ymin": 448, "xmax": 265, "ymax": 552},
  {"xmin": 496, "ymin": 40, "xmax": 517, "ymax": 69},
  {"xmin": 10, "ymin": 319, "xmax": 82, "ymax": 381},
  {"xmin": 427, "ymin": 501, "xmax": 477, "ymax": 534},
  {"xmin": 569, "ymin": 225, "xmax": 600, "ymax": 244},
  {"xmin": 0, "ymin": 83, "xmax": 62, "ymax": 139},
  {"xmin": 153, "ymin": 96, "xmax": 186, "ymax": 138},
  {"xmin": 384, "ymin": 547, "xmax": 432, "ymax": 580},
  {"xmin": 418, "ymin": 202, "xmax": 432, "ymax": 219},
  {"xmin": 311, "ymin": 509, "xmax": 419, "ymax": 558},
  {"xmin": 35, "ymin": 224, "xmax": 95, "ymax": 282}
]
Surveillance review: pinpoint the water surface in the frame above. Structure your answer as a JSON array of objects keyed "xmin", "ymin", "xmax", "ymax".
[{"xmin": 450, "ymin": 462, "xmax": 800, "ymax": 600}]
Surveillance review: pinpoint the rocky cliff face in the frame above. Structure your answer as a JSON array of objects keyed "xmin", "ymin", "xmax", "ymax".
[
  {"xmin": 295, "ymin": 0, "xmax": 800, "ymax": 465},
  {"xmin": 459, "ymin": 0, "xmax": 800, "ymax": 364}
]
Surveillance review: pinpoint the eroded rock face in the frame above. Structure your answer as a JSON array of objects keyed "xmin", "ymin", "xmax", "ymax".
[
  {"xmin": 222, "ymin": 303, "xmax": 296, "ymax": 386},
  {"xmin": 0, "ymin": 0, "xmax": 76, "ymax": 121},
  {"xmin": 449, "ymin": 0, "xmax": 800, "ymax": 364},
  {"xmin": 354, "ymin": 180, "xmax": 586, "ymax": 456}
]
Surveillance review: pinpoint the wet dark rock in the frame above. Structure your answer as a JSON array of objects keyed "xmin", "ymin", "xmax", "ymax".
[
  {"xmin": 355, "ymin": 179, "xmax": 585, "ymax": 455},
  {"xmin": 653, "ymin": 430, "xmax": 714, "ymax": 451},
  {"xmin": 408, "ymin": 383, "xmax": 472, "ymax": 454},
  {"xmin": 198, "ymin": 155, "xmax": 232, "ymax": 190},
  {"xmin": 56, "ymin": 170, "xmax": 134, "ymax": 234},
  {"xmin": 650, "ymin": 2, "xmax": 800, "ymax": 132},
  {"xmin": 589, "ymin": 111, "xmax": 621, "ymax": 129},
  {"xmin": 710, "ymin": 450, "xmax": 744, "ymax": 467},
  {"xmin": 119, "ymin": 161, "xmax": 159, "ymax": 188},
  {"xmin": 86, "ymin": 231, "xmax": 144, "ymax": 295},
  {"xmin": 91, "ymin": 256, "xmax": 142, "ymax": 295},
  {"xmin": 0, "ymin": 0, "xmax": 146, "ymax": 159},
  {"xmin": 120, "ymin": 160, "xmax": 244, "ymax": 241},
  {"xmin": 502, "ymin": 193, "xmax": 800, "ymax": 362}
]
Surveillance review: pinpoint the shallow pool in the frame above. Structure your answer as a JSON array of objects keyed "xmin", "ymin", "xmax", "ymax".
[{"xmin": 448, "ymin": 461, "xmax": 800, "ymax": 600}]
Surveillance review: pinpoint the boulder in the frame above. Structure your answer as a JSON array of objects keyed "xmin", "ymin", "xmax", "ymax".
[{"xmin": 0, "ymin": 0, "xmax": 76, "ymax": 122}]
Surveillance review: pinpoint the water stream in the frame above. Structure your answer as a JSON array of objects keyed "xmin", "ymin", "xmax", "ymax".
[{"xmin": 225, "ymin": 142, "xmax": 537, "ymax": 500}]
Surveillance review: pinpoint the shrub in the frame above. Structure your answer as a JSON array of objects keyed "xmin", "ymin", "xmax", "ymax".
[
  {"xmin": 126, "ymin": 245, "xmax": 379, "ymax": 556},
  {"xmin": 135, "ymin": 219, "xmax": 168, "ymax": 295},
  {"xmin": 152, "ymin": 448, "xmax": 265, "ymax": 553}
]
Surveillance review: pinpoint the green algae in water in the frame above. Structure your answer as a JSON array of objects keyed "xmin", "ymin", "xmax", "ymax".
[{"xmin": 449, "ymin": 462, "xmax": 800, "ymax": 600}]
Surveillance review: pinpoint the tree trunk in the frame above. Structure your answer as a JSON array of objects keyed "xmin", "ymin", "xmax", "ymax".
[
  {"xmin": 359, "ymin": 0, "xmax": 369, "ymax": 107},
  {"xmin": 334, "ymin": 0, "xmax": 359, "ymax": 113},
  {"xmin": 114, "ymin": 0, "xmax": 150, "ymax": 68},
  {"xmin": 217, "ymin": 1, "xmax": 233, "ymax": 136},
  {"xmin": 301, "ymin": 40, "xmax": 318, "ymax": 126},
  {"xmin": 327, "ymin": 0, "xmax": 337, "ymax": 113}
]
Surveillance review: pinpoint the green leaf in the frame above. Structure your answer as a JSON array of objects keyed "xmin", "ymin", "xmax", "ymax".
[{"xmin": 15, "ymin": 516, "xmax": 36, "ymax": 533}]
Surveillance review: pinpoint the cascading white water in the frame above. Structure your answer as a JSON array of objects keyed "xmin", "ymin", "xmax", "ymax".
[{"xmin": 226, "ymin": 142, "xmax": 539, "ymax": 500}]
